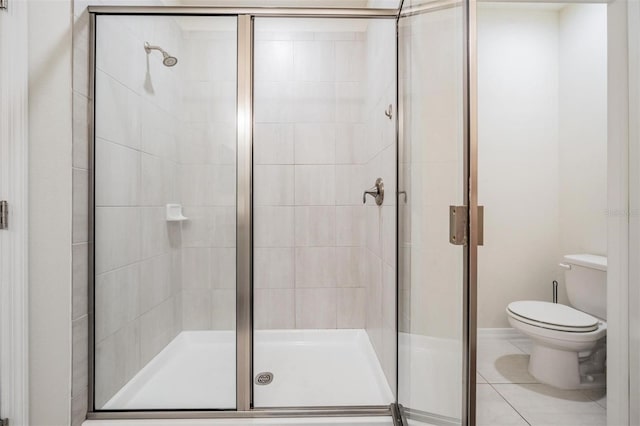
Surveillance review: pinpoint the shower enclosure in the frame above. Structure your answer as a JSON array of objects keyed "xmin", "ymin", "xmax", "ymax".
[{"xmin": 88, "ymin": 2, "xmax": 477, "ymax": 424}]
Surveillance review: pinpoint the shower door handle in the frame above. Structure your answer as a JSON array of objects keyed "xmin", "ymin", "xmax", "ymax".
[{"xmin": 363, "ymin": 178, "xmax": 384, "ymax": 206}]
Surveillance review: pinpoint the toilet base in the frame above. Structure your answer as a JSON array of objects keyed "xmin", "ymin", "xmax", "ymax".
[{"xmin": 529, "ymin": 343, "xmax": 606, "ymax": 390}]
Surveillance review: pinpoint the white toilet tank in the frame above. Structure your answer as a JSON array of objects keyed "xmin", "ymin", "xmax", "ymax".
[{"xmin": 562, "ymin": 254, "xmax": 607, "ymax": 320}]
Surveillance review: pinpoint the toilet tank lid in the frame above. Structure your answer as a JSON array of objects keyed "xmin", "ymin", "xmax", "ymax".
[{"xmin": 563, "ymin": 254, "xmax": 607, "ymax": 271}]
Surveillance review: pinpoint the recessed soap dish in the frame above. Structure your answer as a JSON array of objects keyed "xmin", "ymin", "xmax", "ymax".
[{"xmin": 166, "ymin": 204, "xmax": 188, "ymax": 222}]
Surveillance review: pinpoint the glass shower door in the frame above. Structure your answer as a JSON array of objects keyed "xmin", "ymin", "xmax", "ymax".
[
  {"xmin": 251, "ymin": 16, "xmax": 398, "ymax": 409},
  {"xmin": 397, "ymin": 0, "xmax": 474, "ymax": 424},
  {"xmin": 92, "ymin": 14, "xmax": 238, "ymax": 411}
]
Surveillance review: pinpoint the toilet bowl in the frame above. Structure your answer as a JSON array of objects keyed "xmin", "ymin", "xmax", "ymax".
[{"xmin": 506, "ymin": 254, "xmax": 607, "ymax": 390}]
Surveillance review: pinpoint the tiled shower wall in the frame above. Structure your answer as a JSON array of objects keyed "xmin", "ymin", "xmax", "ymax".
[
  {"xmin": 252, "ymin": 28, "xmax": 371, "ymax": 330},
  {"xmin": 92, "ymin": 16, "xmax": 185, "ymax": 409},
  {"xmin": 252, "ymin": 21, "xmax": 397, "ymax": 389},
  {"xmin": 363, "ymin": 19, "xmax": 397, "ymax": 391},
  {"xmin": 178, "ymin": 28, "xmax": 238, "ymax": 331},
  {"xmin": 71, "ymin": 1, "xmax": 91, "ymax": 423}
]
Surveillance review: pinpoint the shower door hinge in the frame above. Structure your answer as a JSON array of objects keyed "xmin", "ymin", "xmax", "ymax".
[
  {"xmin": 449, "ymin": 205, "xmax": 484, "ymax": 246},
  {"xmin": 0, "ymin": 201, "xmax": 8, "ymax": 230},
  {"xmin": 449, "ymin": 206, "xmax": 468, "ymax": 245},
  {"xmin": 0, "ymin": 0, "xmax": 7, "ymax": 10}
]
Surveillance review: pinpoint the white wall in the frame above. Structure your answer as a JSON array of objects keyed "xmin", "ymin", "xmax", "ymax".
[
  {"xmin": 478, "ymin": 4, "xmax": 607, "ymax": 328},
  {"xmin": 28, "ymin": 0, "xmax": 73, "ymax": 424},
  {"xmin": 558, "ymin": 4, "xmax": 608, "ymax": 258},
  {"xmin": 478, "ymin": 6, "xmax": 561, "ymax": 328}
]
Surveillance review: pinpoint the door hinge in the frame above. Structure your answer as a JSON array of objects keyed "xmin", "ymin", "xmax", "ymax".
[
  {"xmin": 0, "ymin": 201, "xmax": 8, "ymax": 230},
  {"xmin": 1, "ymin": 418, "xmax": 9, "ymax": 426},
  {"xmin": 450, "ymin": 206, "xmax": 468, "ymax": 245},
  {"xmin": 0, "ymin": 0, "xmax": 7, "ymax": 10},
  {"xmin": 449, "ymin": 205, "xmax": 484, "ymax": 246}
]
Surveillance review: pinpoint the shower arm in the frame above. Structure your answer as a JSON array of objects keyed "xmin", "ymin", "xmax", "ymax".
[{"xmin": 144, "ymin": 42, "xmax": 166, "ymax": 55}]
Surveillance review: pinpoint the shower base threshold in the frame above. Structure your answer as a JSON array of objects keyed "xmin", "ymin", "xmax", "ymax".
[{"xmin": 102, "ymin": 329, "xmax": 394, "ymax": 410}]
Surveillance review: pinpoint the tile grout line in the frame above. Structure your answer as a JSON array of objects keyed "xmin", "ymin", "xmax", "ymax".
[{"xmin": 487, "ymin": 382, "xmax": 532, "ymax": 426}]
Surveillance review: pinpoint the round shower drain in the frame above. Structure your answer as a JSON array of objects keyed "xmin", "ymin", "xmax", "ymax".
[{"xmin": 255, "ymin": 372, "xmax": 274, "ymax": 385}]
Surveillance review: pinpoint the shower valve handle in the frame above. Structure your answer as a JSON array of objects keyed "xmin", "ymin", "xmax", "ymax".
[{"xmin": 363, "ymin": 178, "xmax": 384, "ymax": 206}]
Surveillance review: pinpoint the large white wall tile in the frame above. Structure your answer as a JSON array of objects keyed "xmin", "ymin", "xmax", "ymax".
[
  {"xmin": 211, "ymin": 289, "xmax": 236, "ymax": 330},
  {"xmin": 254, "ymin": 248, "xmax": 295, "ymax": 289},
  {"xmin": 94, "ymin": 321, "xmax": 140, "ymax": 408},
  {"xmin": 254, "ymin": 289, "xmax": 295, "ymax": 329},
  {"xmin": 95, "ymin": 139, "xmax": 140, "ymax": 207},
  {"xmin": 182, "ymin": 289, "xmax": 212, "ymax": 330},
  {"xmin": 255, "ymin": 206, "xmax": 295, "ymax": 248},
  {"xmin": 139, "ymin": 254, "xmax": 173, "ymax": 314},
  {"xmin": 140, "ymin": 207, "xmax": 172, "ymax": 259},
  {"xmin": 336, "ymin": 206, "xmax": 366, "ymax": 247},
  {"xmin": 254, "ymin": 123, "xmax": 295, "ymax": 165},
  {"xmin": 294, "ymin": 206, "xmax": 336, "ymax": 246},
  {"xmin": 96, "ymin": 18, "xmax": 145, "ymax": 93},
  {"xmin": 291, "ymin": 82, "xmax": 336, "ymax": 123},
  {"xmin": 255, "ymin": 40, "xmax": 294, "ymax": 82},
  {"xmin": 336, "ymin": 82, "xmax": 364, "ymax": 123},
  {"xmin": 179, "ymin": 165, "xmax": 214, "ymax": 206},
  {"xmin": 294, "ymin": 165, "xmax": 335, "ymax": 206},
  {"xmin": 335, "ymin": 165, "xmax": 367, "ymax": 206},
  {"xmin": 210, "ymin": 206, "xmax": 236, "ymax": 247},
  {"xmin": 336, "ymin": 41, "xmax": 365, "ymax": 82},
  {"xmin": 294, "ymin": 123, "xmax": 336, "ymax": 165},
  {"xmin": 183, "ymin": 38, "xmax": 237, "ymax": 83},
  {"xmin": 140, "ymin": 99, "xmax": 177, "ymax": 159},
  {"xmin": 336, "ymin": 247, "xmax": 366, "ymax": 287},
  {"xmin": 337, "ymin": 287, "xmax": 365, "ymax": 328},
  {"xmin": 140, "ymin": 297, "xmax": 179, "ymax": 365},
  {"xmin": 211, "ymin": 248, "xmax": 236, "ymax": 290},
  {"xmin": 254, "ymin": 165, "xmax": 295, "ymax": 206},
  {"xmin": 254, "ymin": 81, "xmax": 294, "ymax": 123},
  {"xmin": 211, "ymin": 165, "xmax": 236, "ymax": 206},
  {"xmin": 95, "ymin": 264, "xmax": 140, "ymax": 343},
  {"xmin": 336, "ymin": 123, "xmax": 366, "ymax": 165},
  {"xmin": 140, "ymin": 153, "xmax": 175, "ymax": 207},
  {"xmin": 182, "ymin": 247, "xmax": 212, "ymax": 290},
  {"xmin": 95, "ymin": 72, "xmax": 141, "ymax": 149},
  {"xmin": 293, "ymin": 41, "xmax": 335, "ymax": 82},
  {"xmin": 95, "ymin": 207, "xmax": 142, "ymax": 274},
  {"xmin": 295, "ymin": 247, "xmax": 337, "ymax": 287},
  {"xmin": 295, "ymin": 288, "xmax": 337, "ymax": 329}
]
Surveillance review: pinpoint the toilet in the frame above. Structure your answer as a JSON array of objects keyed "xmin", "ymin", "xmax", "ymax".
[{"xmin": 506, "ymin": 254, "xmax": 607, "ymax": 390}]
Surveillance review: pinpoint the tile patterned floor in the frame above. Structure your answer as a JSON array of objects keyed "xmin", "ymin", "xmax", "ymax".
[{"xmin": 477, "ymin": 335, "xmax": 606, "ymax": 426}]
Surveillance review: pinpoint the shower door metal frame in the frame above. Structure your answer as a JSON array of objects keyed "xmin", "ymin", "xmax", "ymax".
[
  {"xmin": 86, "ymin": 5, "xmax": 403, "ymax": 422},
  {"xmin": 395, "ymin": 0, "xmax": 478, "ymax": 425}
]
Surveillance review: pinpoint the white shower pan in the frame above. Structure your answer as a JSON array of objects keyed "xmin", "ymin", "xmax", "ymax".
[{"xmin": 102, "ymin": 329, "xmax": 394, "ymax": 410}]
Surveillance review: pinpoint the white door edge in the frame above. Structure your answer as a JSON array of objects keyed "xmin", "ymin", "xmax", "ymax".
[{"xmin": 0, "ymin": 1, "xmax": 29, "ymax": 425}]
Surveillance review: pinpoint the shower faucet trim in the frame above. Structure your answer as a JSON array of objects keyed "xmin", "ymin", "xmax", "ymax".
[{"xmin": 363, "ymin": 178, "xmax": 384, "ymax": 206}]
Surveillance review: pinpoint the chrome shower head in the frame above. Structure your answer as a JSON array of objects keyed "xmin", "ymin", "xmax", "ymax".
[
  {"xmin": 162, "ymin": 53, "xmax": 178, "ymax": 67},
  {"xmin": 144, "ymin": 42, "xmax": 178, "ymax": 67}
]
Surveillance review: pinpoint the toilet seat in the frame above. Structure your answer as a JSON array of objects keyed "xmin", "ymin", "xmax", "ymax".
[{"xmin": 507, "ymin": 301, "xmax": 600, "ymax": 332}]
